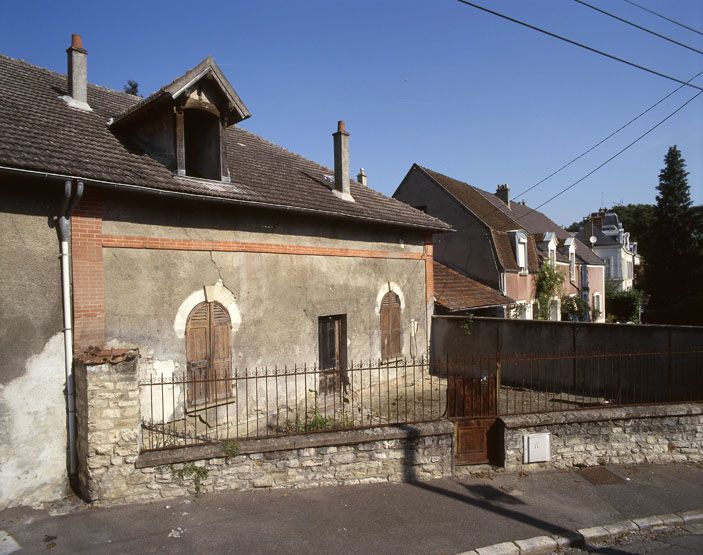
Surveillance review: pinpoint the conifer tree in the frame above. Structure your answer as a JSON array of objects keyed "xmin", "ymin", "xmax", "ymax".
[{"xmin": 646, "ymin": 146, "xmax": 701, "ymax": 324}]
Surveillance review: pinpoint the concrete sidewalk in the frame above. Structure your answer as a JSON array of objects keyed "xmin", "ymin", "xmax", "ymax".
[{"xmin": 2, "ymin": 463, "xmax": 703, "ymax": 554}]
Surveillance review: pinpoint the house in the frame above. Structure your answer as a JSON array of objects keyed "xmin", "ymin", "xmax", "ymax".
[
  {"xmin": 0, "ymin": 36, "xmax": 450, "ymax": 509},
  {"xmin": 393, "ymin": 164, "xmax": 606, "ymax": 321},
  {"xmin": 576, "ymin": 210, "xmax": 640, "ymax": 291}
]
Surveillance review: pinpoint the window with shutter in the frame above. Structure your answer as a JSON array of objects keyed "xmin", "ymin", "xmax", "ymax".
[
  {"xmin": 380, "ymin": 291, "xmax": 402, "ymax": 360},
  {"xmin": 185, "ymin": 301, "xmax": 232, "ymax": 406}
]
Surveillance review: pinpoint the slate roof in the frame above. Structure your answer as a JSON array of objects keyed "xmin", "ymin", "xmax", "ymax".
[
  {"xmin": 575, "ymin": 220, "xmax": 620, "ymax": 248},
  {"xmin": 0, "ymin": 55, "xmax": 450, "ymax": 232},
  {"xmin": 414, "ymin": 165, "xmax": 603, "ymax": 266},
  {"xmin": 433, "ymin": 261, "xmax": 514, "ymax": 311}
]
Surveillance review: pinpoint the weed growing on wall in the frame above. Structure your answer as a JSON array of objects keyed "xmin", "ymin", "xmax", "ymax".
[{"xmin": 170, "ymin": 463, "xmax": 209, "ymax": 493}]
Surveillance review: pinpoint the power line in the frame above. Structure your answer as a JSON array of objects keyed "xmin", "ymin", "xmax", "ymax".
[
  {"xmin": 623, "ymin": 0, "xmax": 703, "ymax": 38},
  {"xmin": 514, "ymin": 90, "xmax": 703, "ymax": 223},
  {"xmin": 573, "ymin": 0, "xmax": 703, "ymax": 56},
  {"xmin": 507, "ymin": 69, "xmax": 703, "ymax": 204},
  {"xmin": 454, "ymin": 0, "xmax": 703, "ymax": 92}
]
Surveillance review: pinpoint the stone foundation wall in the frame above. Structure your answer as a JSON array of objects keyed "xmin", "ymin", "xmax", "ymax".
[
  {"xmin": 75, "ymin": 355, "xmax": 453, "ymax": 505},
  {"xmin": 501, "ymin": 404, "xmax": 703, "ymax": 472}
]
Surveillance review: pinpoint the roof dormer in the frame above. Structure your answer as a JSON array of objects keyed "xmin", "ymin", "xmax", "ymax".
[{"xmin": 110, "ymin": 57, "xmax": 251, "ymax": 183}]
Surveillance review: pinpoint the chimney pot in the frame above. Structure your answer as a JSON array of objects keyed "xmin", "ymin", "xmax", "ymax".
[
  {"xmin": 71, "ymin": 34, "xmax": 84, "ymax": 50},
  {"xmin": 332, "ymin": 121, "xmax": 352, "ymax": 200}
]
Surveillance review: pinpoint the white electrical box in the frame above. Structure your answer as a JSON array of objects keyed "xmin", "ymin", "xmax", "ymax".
[{"xmin": 523, "ymin": 433, "xmax": 551, "ymax": 463}]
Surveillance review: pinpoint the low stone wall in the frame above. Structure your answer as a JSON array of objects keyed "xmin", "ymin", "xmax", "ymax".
[
  {"xmin": 74, "ymin": 356, "xmax": 453, "ymax": 505},
  {"xmin": 501, "ymin": 403, "xmax": 703, "ymax": 471}
]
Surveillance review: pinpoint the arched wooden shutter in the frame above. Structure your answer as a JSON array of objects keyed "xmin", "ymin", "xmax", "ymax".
[
  {"xmin": 210, "ymin": 302, "xmax": 232, "ymax": 401},
  {"xmin": 185, "ymin": 301, "xmax": 232, "ymax": 406},
  {"xmin": 380, "ymin": 292, "xmax": 401, "ymax": 359},
  {"xmin": 186, "ymin": 302, "xmax": 210, "ymax": 405}
]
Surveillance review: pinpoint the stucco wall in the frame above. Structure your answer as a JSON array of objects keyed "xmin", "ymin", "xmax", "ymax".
[
  {"xmin": 0, "ymin": 180, "xmax": 68, "ymax": 509},
  {"xmin": 393, "ymin": 169, "xmax": 501, "ymax": 287},
  {"xmin": 101, "ymin": 193, "xmax": 430, "ymax": 370},
  {"xmin": 504, "ymin": 271, "xmax": 535, "ymax": 307}
]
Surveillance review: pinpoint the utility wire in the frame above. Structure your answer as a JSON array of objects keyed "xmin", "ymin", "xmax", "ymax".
[
  {"xmin": 433, "ymin": 73, "xmax": 703, "ymax": 242},
  {"xmin": 514, "ymin": 90, "xmax": 703, "ymax": 223},
  {"xmin": 623, "ymin": 0, "xmax": 703, "ymax": 38},
  {"xmin": 455, "ymin": 0, "xmax": 703, "ymax": 92},
  {"xmin": 573, "ymin": 0, "xmax": 703, "ymax": 56},
  {"xmin": 501, "ymin": 68, "xmax": 703, "ymax": 205}
]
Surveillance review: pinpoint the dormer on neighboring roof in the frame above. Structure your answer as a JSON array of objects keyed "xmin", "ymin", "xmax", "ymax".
[
  {"xmin": 542, "ymin": 232, "xmax": 558, "ymax": 267},
  {"xmin": 110, "ymin": 57, "xmax": 251, "ymax": 182}
]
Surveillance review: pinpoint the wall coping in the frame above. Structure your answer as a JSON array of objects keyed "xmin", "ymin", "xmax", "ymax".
[
  {"xmin": 500, "ymin": 403, "xmax": 703, "ymax": 429},
  {"xmin": 135, "ymin": 420, "xmax": 454, "ymax": 468}
]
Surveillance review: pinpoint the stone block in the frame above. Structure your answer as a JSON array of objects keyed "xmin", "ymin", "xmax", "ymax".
[
  {"xmin": 632, "ymin": 515, "xmax": 664, "ymax": 530},
  {"xmin": 603, "ymin": 521, "xmax": 638, "ymax": 537},
  {"xmin": 577, "ymin": 526, "xmax": 610, "ymax": 543},
  {"xmin": 475, "ymin": 541, "xmax": 519, "ymax": 555},
  {"xmin": 677, "ymin": 510, "xmax": 703, "ymax": 524},
  {"xmin": 514, "ymin": 536, "xmax": 557, "ymax": 555}
]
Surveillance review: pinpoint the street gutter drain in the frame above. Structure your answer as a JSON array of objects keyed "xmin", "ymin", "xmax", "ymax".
[{"xmin": 577, "ymin": 466, "xmax": 626, "ymax": 485}]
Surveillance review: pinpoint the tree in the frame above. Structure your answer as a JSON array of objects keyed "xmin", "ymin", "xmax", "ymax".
[
  {"xmin": 645, "ymin": 146, "xmax": 702, "ymax": 324},
  {"xmin": 609, "ymin": 203, "xmax": 655, "ymax": 258},
  {"xmin": 534, "ymin": 263, "xmax": 564, "ymax": 320},
  {"xmin": 123, "ymin": 80, "xmax": 139, "ymax": 96}
]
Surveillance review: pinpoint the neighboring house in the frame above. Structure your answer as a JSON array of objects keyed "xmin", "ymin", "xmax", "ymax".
[
  {"xmin": 576, "ymin": 210, "xmax": 640, "ymax": 291},
  {"xmin": 393, "ymin": 165, "xmax": 606, "ymax": 321},
  {"xmin": 0, "ymin": 37, "xmax": 450, "ymax": 508}
]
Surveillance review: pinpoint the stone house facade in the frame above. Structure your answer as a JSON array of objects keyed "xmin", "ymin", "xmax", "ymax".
[
  {"xmin": 393, "ymin": 164, "xmax": 605, "ymax": 321},
  {"xmin": 0, "ymin": 37, "xmax": 449, "ymax": 509}
]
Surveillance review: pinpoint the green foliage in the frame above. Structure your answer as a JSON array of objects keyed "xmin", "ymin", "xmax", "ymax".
[
  {"xmin": 285, "ymin": 407, "xmax": 335, "ymax": 433},
  {"xmin": 170, "ymin": 463, "xmax": 209, "ymax": 493},
  {"xmin": 123, "ymin": 80, "xmax": 139, "ymax": 96},
  {"xmin": 220, "ymin": 439, "xmax": 240, "ymax": 461},
  {"xmin": 645, "ymin": 146, "xmax": 703, "ymax": 324},
  {"xmin": 565, "ymin": 221, "xmax": 581, "ymax": 233},
  {"xmin": 534, "ymin": 263, "xmax": 564, "ymax": 320},
  {"xmin": 604, "ymin": 280, "xmax": 643, "ymax": 323},
  {"xmin": 560, "ymin": 294, "xmax": 589, "ymax": 322}
]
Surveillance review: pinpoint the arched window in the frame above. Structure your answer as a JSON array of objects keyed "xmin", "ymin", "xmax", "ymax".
[
  {"xmin": 185, "ymin": 301, "xmax": 232, "ymax": 406},
  {"xmin": 380, "ymin": 291, "xmax": 402, "ymax": 360}
]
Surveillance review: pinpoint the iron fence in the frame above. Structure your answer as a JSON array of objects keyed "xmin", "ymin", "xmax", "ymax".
[{"xmin": 139, "ymin": 348, "xmax": 703, "ymax": 451}]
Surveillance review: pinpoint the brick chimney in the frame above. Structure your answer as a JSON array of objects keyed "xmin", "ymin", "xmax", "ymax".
[
  {"xmin": 62, "ymin": 34, "xmax": 91, "ymax": 111},
  {"xmin": 332, "ymin": 121, "xmax": 353, "ymax": 201},
  {"xmin": 357, "ymin": 167, "xmax": 367, "ymax": 187},
  {"xmin": 496, "ymin": 184, "xmax": 510, "ymax": 208}
]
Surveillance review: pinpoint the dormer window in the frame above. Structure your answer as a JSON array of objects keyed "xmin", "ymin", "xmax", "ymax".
[
  {"xmin": 109, "ymin": 57, "xmax": 251, "ymax": 185},
  {"xmin": 513, "ymin": 231, "xmax": 528, "ymax": 273},
  {"xmin": 543, "ymin": 232, "xmax": 557, "ymax": 269},
  {"xmin": 565, "ymin": 239, "xmax": 576, "ymax": 282},
  {"xmin": 183, "ymin": 108, "xmax": 222, "ymax": 180}
]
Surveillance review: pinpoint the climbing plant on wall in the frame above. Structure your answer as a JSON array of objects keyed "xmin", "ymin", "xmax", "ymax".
[{"xmin": 534, "ymin": 263, "xmax": 564, "ymax": 320}]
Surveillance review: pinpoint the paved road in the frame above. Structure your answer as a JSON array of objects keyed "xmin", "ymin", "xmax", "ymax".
[{"xmin": 1, "ymin": 463, "xmax": 703, "ymax": 554}]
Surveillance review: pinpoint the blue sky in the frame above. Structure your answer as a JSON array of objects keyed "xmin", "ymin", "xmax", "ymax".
[{"xmin": 1, "ymin": 0, "xmax": 701, "ymax": 227}]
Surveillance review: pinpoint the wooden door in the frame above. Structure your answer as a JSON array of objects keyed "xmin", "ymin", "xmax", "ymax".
[
  {"xmin": 185, "ymin": 301, "xmax": 232, "ymax": 406},
  {"xmin": 318, "ymin": 315, "xmax": 347, "ymax": 395}
]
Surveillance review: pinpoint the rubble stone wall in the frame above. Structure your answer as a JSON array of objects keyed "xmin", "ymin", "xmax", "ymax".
[
  {"xmin": 75, "ymin": 357, "xmax": 453, "ymax": 505},
  {"xmin": 501, "ymin": 404, "xmax": 703, "ymax": 472}
]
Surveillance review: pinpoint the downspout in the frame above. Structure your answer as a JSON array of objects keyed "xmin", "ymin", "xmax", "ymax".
[{"xmin": 57, "ymin": 179, "xmax": 84, "ymax": 475}]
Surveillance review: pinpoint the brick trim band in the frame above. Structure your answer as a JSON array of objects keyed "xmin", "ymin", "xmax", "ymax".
[{"xmin": 102, "ymin": 234, "xmax": 427, "ymax": 260}]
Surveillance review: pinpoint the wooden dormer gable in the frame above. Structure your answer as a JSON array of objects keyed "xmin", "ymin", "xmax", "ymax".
[{"xmin": 110, "ymin": 57, "xmax": 251, "ymax": 182}]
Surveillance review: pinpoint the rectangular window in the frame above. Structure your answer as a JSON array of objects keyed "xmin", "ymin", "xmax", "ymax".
[
  {"xmin": 569, "ymin": 252, "xmax": 576, "ymax": 282},
  {"xmin": 517, "ymin": 237, "xmax": 527, "ymax": 273}
]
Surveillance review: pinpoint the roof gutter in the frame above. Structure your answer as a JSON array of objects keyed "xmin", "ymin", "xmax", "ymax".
[{"xmin": 0, "ymin": 165, "xmax": 450, "ymax": 233}]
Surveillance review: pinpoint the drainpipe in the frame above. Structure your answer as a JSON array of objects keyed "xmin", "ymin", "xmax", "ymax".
[{"xmin": 57, "ymin": 179, "xmax": 84, "ymax": 475}]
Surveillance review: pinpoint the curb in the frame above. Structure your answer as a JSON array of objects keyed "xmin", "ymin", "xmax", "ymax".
[{"xmin": 456, "ymin": 509, "xmax": 703, "ymax": 555}]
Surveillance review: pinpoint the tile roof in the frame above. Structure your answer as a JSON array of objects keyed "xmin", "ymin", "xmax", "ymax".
[
  {"xmin": 416, "ymin": 165, "xmax": 603, "ymax": 266},
  {"xmin": 433, "ymin": 261, "xmax": 515, "ymax": 311},
  {"xmin": 0, "ymin": 55, "xmax": 450, "ymax": 232}
]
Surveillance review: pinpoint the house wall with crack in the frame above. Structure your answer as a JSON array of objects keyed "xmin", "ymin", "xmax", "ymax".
[{"xmin": 0, "ymin": 181, "xmax": 69, "ymax": 509}]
